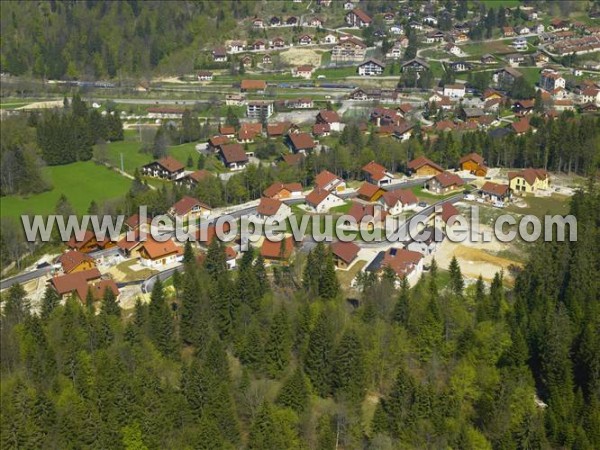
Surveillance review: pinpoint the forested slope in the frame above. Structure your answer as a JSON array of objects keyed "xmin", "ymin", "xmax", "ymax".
[
  {"xmin": 1, "ymin": 186, "xmax": 599, "ymax": 449},
  {"xmin": 1, "ymin": 1, "xmax": 253, "ymax": 79}
]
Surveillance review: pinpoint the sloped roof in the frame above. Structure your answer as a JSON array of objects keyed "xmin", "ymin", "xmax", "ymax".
[
  {"xmin": 382, "ymin": 248, "xmax": 422, "ymax": 277},
  {"xmin": 241, "ymin": 79, "xmax": 267, "ymax": 90},
  {"xmin": 357, "ymin": 182, "xmax": 383, "ymax": 200},
  {"xmin": 350, "ymin": 8, "xmax": 372, "ymax": 23},
  {"xmin": 508, "ymin": 168, "xmax": 548, "ymax": 185},
  {"xmin": 58, "ymin": 251, "xmax": 94, "ymax": 273},
  {"xmin": 261, "ymin": 236, "xmax": 295, "ymax": 259},
  {"xmin": 156, "ymin": 156, "xmax": 185, "ymax": 173},
  {"xmin": 381, "ymin": 189, "xmax": 418, "ymax": 207},
  {"xmin": 263, "ymin": 182, "xmax": 302, "ymax": 198},
  {"xmin": 257, "ymin": 197, "xmax": 284, "ymax": 216},
  {"xmin": 330, "ymin": 241, "xmax": 360, "ymax": 264},
  {"xmin": 407, "ymin": 156, "xmax": 444, "ymax": 172},
  {"xmin": 306, "ymin": 188, "xmax": 337, "ymax": 207},
  {"xmin": 140, "ymin": 238, "xmax": 182, "ymax": 260},
  {"xmin": 441, "ymin": 202, "xmax": 460, "ymax": 223},
  {"xmin": 430, "ymin": 171, "xmax": 465, "ymax": 188},
  {"xmin": 67, "ymin": 230, "xmax": 96, "ymax": 250},
  {"xmin": 347, "ymin": 201, "xmax": 386, "ymax": 223},
  {"xmin": 362, "ymin": 161, "xmax": 390, "ymax": 181},
  {"xmin": 288, "ymin": 132, "xmax": 315, "ymax": 150},
  {"xmin": 171, "ymin": 196, "xmax": 211, "ymax": 216},
  {"xmin": 314, "ymin": 170, "xmax": 341, "ymax": 189},
  {"xmin": 317, "ymin": 109, "xmax": 341, "ymax": 123},
  {"xmin": 220, "ymin": 144, "xmax": 248, "ymax": 164},
  {"xmin": 511, "ymin": 117, "xmax": 531, "ymax": 134},
  {"xmin": 481, "ymin": 182, "xmax": 510, "ymax": 197},
  {"xmin": 459, "ymin": 152, "xmax": 484, "ymax": 166},
  {"xmin": 187, "ymin": 170, "xmax": 212, "ymax": 183},
  {"xmin": 50, "ymin": 268, "xmax": 102, "ymax": 298}
]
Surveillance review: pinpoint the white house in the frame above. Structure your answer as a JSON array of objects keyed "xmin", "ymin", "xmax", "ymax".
[
  {"xmin": 357, "ymin": 59, "xmax": 385, "ymax": 76},
  {"xmin": 306, "ymin": 188, "xmax": 345, "ymax": 213},
  {"xmin": 256, "ymin": 197, "xmax": 292, "ymax": 222},
  {"xmin": 139, "ymin": 238, "xmax": 183, "ymax": 269},
  {"xmin": 389, "ymin": 25, "xmax": 403, "ymax": 35},
  {"xmin": 322, "ymin": 33, "xmax": 337, "ymax": 44},
  {"xmin": 379, "ymin": 189, "xmax": 418, "ymax": 216},
  {"xmin": 445, "ymin": 43, "xmax": 462, "ymax": 56},
  {"xmin": 379, "ymin": 248, "xmax": 424, "ymax": 285},
  {"xmin": 540, "ymin": 69, "xmax": 566, "ymax": 92},
  {"xmin": 406, "ymin": 226, "xmax": 444, "ymax": 256},
  {"xmin": 314, "ymin": 170, "xmax": 346, "ymax": 192},
  {"xmin": 443, "ymin": 83, "xmax": 466, "ymax": 99}
]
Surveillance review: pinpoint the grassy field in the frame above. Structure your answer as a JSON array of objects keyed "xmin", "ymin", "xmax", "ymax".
[
  {"xmin": 1, "ymin": 161, "xmax": 132, "ymax": 220},
  {"xmin": 506, "ymin": 194, "xmax": 571, "ymax": 218},
  {"xmin": 411, "ymin": 186, "xmax": 460, "ymax": 201},
  {"xmin": 330, "ymin": 201, "xmax": 353, "ymax": 214}
]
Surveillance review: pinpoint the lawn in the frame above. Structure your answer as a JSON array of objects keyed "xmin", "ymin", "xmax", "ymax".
[
  {"xmin": 314, "ymin": 66, "xmax": 358, "ymax": 79},
  {"xmin": 1, "ymin": 161, "xmax": 132, "ymax": 220},
  {"xmin": 330, "ymin": 201, "xmax": 353, "ymax": 214},
  {"xmin": 411, "ymin": 186, "xmax": 460, "ymax": 201},
  {"xmin": 506, "ymin": 194, "xmax": 571, "ymax": 218},
  {"xmin": 516, "ymin": 67, "xmax": 542, "ymax": 86}
]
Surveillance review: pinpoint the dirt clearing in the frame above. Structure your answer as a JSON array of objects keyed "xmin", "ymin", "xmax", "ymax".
[{"xmin": 279, "ymin": 48, "xmax": 322, "ymax": 67}]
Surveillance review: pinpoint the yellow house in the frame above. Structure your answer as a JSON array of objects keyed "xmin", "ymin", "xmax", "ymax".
[
  {"xmin": 169, "ymin": 196, "xmax": 212, "ymax": 222},
  {"xmin": 57, "ymin": 251, "xmax": 96, "ymax": 274},
  {"xmin": 508, "ymin": 169, "xmax": 549, "ymax": 194}
]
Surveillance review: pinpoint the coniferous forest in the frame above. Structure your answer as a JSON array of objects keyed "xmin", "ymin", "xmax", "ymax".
[{"xmin": 1, "ymin": 186, "xmax": 599, "ymax": 449}]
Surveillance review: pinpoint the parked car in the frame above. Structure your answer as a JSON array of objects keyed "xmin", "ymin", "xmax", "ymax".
[
  {"xmin": 418, "ymin": 201, "xmax": 428, "ymax": 208},
  {"xmin": 464, "ymin": 194, "xmax": 475, "ymax": 201}
]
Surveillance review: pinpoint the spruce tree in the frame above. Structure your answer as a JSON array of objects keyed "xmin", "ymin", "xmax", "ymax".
[
  {"xmin": 182, "ymin": 241, "xmax": 195, "ymax": 266},
  {"xmin": 304, "ymin": 311, "xmax": 335, "ymax": 396},
  {"xmin": 393, "ymin": 276, "xmax": 410, "ymax": 325},
  {"xmin": 85, "ymin": 288, "xmax": 95, "ymax": 314},
  {"xmin": 40, "ymin": 286, "xmax": 60, "ymax": 320},
  {"xmin": 148, "ymin": 279, "xmax": 177, "ymax": 357},
  {"xmin": 276, "ymin": 367, "xmax": 310, "ymax": 413},
  {"xmin": 254, "ymin": 254, "xmax": 269, "ymax": 296},
  {"xmin": 332, "ymin": 329, "xmax": 367, "ymax": 402},
  {"xmin": 264, "ymin": 309, "xmax": 292, "ymax": 377},
  {"xmin": 205, "ymin": 238, "xmax": 227, "ymax": 280},
  {"xmin": 179, "ymin": 272, "xmax": 202, "ymax": 345},
  {"xmin": 319, "ymin": 251, "xmax": 340, "ymax": 300},
  {"xmin": 101, "ymin": 286, "xmax": 120, "ymax": 317},
  {"xmin": 448, "ymin": 256, "xmax": 464, "ymax": 296}
]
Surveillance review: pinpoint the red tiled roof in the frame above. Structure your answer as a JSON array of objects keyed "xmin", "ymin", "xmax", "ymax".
[
  {"xmin": 67, "ymin": 230, "xmax": 96, "ymax": 250},
  {"xmin": 382, "ymin": 248, "xmax": 422, "ymax": 277},
  {"xmin": 350, "ymin": 8, "xmax": 372, "ymax": 23},
  {"xmin": 261, "ymin": 236, "xmax": 295, "ymax": 259},
  {"xmin": 381, "ymin": 189, "xmax": 418, "ymax": 208},
  {"xmin": 196, "ymin": 222, "xmax": 232, "ymax": 245},
  {"xmin": 288, "ymin": 132, "xmax": 315, "ymax": 150},
  {"xmin": 481, "ymin": 182, "xmax": 510, "ymax": 197},
  {"xmin": 171, "ymin": 196, "xmax": 211, "ymax": 216},
  {"xmin": 50, "ymin": 268, "xmax": 102, "ymax": 299},
  {"xmin": 347, "ymin": 201, "xmax": 386, "ymax": 223},
  {"xmin": 317, "ymin": 109, "xmax": 341, "ymax": 123},
  {"xmin": 58, "ymin": 251, "xmax": 94, "ymax": 273},
  {"xmin": 257, "ymin": 197, "xmax": 284, "ymax": 216},
  {"xmin": 282, "ymin": 153, "xmax": 305, "ymax": 166},
  {"xmin": 357, "ymin": 182, "xmax": 382, "ymax": 200},
  {"xmin": 306, "ymin": 187, "xmax": 335, "ymax": 207},
  {"xmin": 187, "ymin": 170, "xmax": 212, "ymax": 183},
  {"xmin": 263, "ymin": 182, "xmax": 302, "ymax": 198},
  {"xmin": 267, "ymin": 122, "xmax": 291, "ymax": 136},
  {"xmin": 241, "ymin": 79, "xmax": 267, "ymax": 90},
  {"xmin": 220, "ymin": 125, "xmax": 236, "ymax": 135},
  {"xmin": 511, "ymin": 117, "xmax": 531, "ymax": 134},
  {"xmin": 156, "ymin": 156, "xmax": 185, "ymax": 173},
  {"xmin": 125, "ymin": 214, "xmax": 150, "ymax": 229},
  {"xmin": 441, "ymin": 202, "xmax": 460, "ymax": 223},
  {"xmin": 117, "ymin": 229, "xmax": 143, "ymax": 252},
  {"xmin": 330, "ymin": 241, "xmax": 360, "ymax": 264},
  {"xmin": 459, "ymin": 152, "xmax": 484, "ymax": 166},
  {"xmin": 314, "ymin": 170, "xmax": 340, "ymax": 189},
  {"xmin": 430, "ymin": 171, "xmax": 465, "ymax": 188},
  {"xmin": 209, "ymin": 135, "xmax": 230, "ymax": 147},
  {"xmin": 407, "ymin": 156, "xmax": 444, "ymax": 172},
  {"xmin": 508, "ymin": 168, "xmax": 548, "ymax": 185},
  {"xmin": 362, "ymin": 161, "xmax": 389, "ymax": 181},
  {"xmin": 140, "ymin": 238, "xmax": 182, "ymax": 260},
  {"xmin": 90, "ymin": 279, "xmax": 119, "ymax": 300},
  {"xmin": 220, "ymin": 143, "xmax": 248, "ymax": 164},
  {"xmin": 313, "ymin": 123, "xmax": 330, "ymax": 135}
]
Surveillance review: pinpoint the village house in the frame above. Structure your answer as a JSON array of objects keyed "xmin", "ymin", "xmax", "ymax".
[
  {"xmin": 389, "ymin": 25, "xmax": 403, "ymax": 35},
  {"xmin": 139, "ymin": 237, "xmax": 183, "ymax": 268},
  {"xmin": 256, "ymin": 197, "xmax": 292, "ymax": 222},
  {"xmin": 331, "ymin": 36, "xmax": 367, "ymax": 62},
  {"xmin": 443, "ymin": 83, "xmax": 466, "ymax": 99},
  {"xmin": 380, "ymin": 248, "xmax": 424, "ymax": 283},
  {"xmin": 480, "ymin": 54, "xmax": 496, "ymax": 64},
  {"xmin": 197, "ymin": 71, "xmax": 213, "ymax": 82},
  {"xmin": 169, "ymin": 196, "xmax": 211, "ymax": 222},
  {"xmin": 505, "ymin": 53, "xmax": 527, "ymax": 65},
  {"xmin": 480, "ymin": 182, "xmax": 511, "ymax": 203},
  {"xmin": 379, "ymin": 189, "xmax": 418, "ymax": 216},
  {"xmin": 262, "ymin": 53, "xmax": 272, "ymax": 65},
  {"xmin": 407, "ymin": 156, "xmax": 444, "ymax": 177},
  {"xmin": 322, "ymin": 33, "xmax": 337, "ymax": 44},
  {"xmin": 252, "ymin": 17, "xmax": 265, "ymax": 28},
  {"xmin": 425, "ymin": 171, "xmax": 465, "ymax": 194},
  {"xmin": 246, "ymin": 100, "xmax": 274, "ymax": 119},
  {"xmin": 271, "ymin": 37, "xmax": 286, "ymax": 48},
  {"xmin": 298, "ymin": 34, "xmax": 313, "ymax": 45},
  {"xmin": 225, "ymin": 94, "xmax": 246, "ymax": 106},
  {"xmin": 511, "ymin": 117, "xmax": 532, "ymax": 135},
  {"xmin": 362, "ymin": 161, "xmax": 394, "ymax": 186},
  {"xmin": 357, "ymin": 182, "xmax": 385, "ymax": 202},
  {"xmin": 207, "ymin": 135, "xmax": 230, "ymax": 152},
  {"xmin": 293, "ymin": 65, "xmax": 315, "ymax": 79},
  {"xmin": 458, "ymin": 153, "xmax": 488, "ymax": 176},
  {"xmin": 347, "ymin": 202, "xmax": 386, "ymax": 229},
  {"xmin": 286, "ymin": 16, "xmax": 298, "ymax": 26},
  {"xmin": 305, "ymin": 187, "xmax": 344, "ymax": 213},
  {"xmin": 238, "ymin": 122, "xmax": 263, "ymax": 143},
  {"xmin": 263, "ymin": 182, "xmax": 303, "ymax": 199},
  {"xmin": 307, "ymin": 17, "xmax": 323, "ymax": 27},
  {"xmin": 540, "ymin": 69, "xmax": 566, "ymax": 92},
  {"xmin": 314, "ymin": 170, "xmax": 346, "ymax": 192},
  {"xmin": 357, "ymin": 59, "xmax": 385, "ymax": 76},
  {"xmin": 67, "ymin": 230, "xmax": 103, "ymax": 253},
  {"xmin": 219, "ymin": 143, "xmax": 249, "ymax": 170},
  {"xmin": 386, "ymin": 42, "xmax": 403, "ymax": 59},
  {"xmin": 287, "ymin": 132, "xmax": 316, "ymax": 154},
  {"xmin": 142, "ymin": 156, "xmax": 185, "ymax": 181},
  {"xmin": 58, "ymin": 250, "xmax": 96, "ymax": 274},
  {"xmin": 270, "ymin": 16, "xmax": 281, "ymax": 26},
  {"xmin": 512, "ymin": 99, "xmax": 535, "ymax": 115},
  {"xmin": 252, "ymin": 39, "xmax": 267, "ymax": 51},
  {"xmin": 312, "ymin": 123, "xmax": 330, "ymax": 137},
  {"xmin": 508, "ymin": 168, "xmax": 549, "ymax": 194},
  {"xmin": 503, "ymin": 26, "xmax": 516, "ymax": 37},
  {"xmin": 212, "ymin": 47, "xmax": 227, "ymax": 62},
  {"xmin": 401, "ymin": 58, "xmax": 430, "ymax": 73},
  {"xmin": 177, "ymin": 169, "xmax": 212, "ymax": 190},
  {"xmin": 393, "ymin": 122, "xmax": 415, "ymax": 141},
  {"xmin": 50, "ymin": 269, "xmax": 119, "ymax": 302},
  {"xmin": 124, "ymin": 214, "xmax": 150, "ymax": 233},
  {"xmin": 406, "ymin": 226, "xmax": 444, "ymax": 256},
  {"xmin": 448, "ymin": 61, "xmax": 472, "ymax": 72},
  {"xmin": 493, "ymin": 67, "xmax": 523, "ymax": 85},
  {"xmin": 343, "ymin": 1, "xmax": 354, "ymax": 10},
  {"xmin": 240, "ymin": 79, "xmax": 267, "ymax": 93},
  {"xmin": 578, "ymin": 87, "xmax": 600, "ymax": 105},
  {"xmin": 444, "ymin": 43, "xmax": 462, "ymax": 56},
  {"xmin": 316, "ymin": 109, "xmax": 343, "ymax": 131},
  {"xmin": 345, "ymin": 8, "xmax": 372, "ymax": 27},
  {"xmin": 330, "ymin": 241, "xmax": 360, "ymax": 269},
  {"xmin": 512, "ymin": 37, "xmax": 528, "ymax": 50},
  {"xmin": 266, "ymin": 122, "xmax": 291, "ymax": 138},
  {"xmin": 219, "ymin": 125, "xmax": 236, "ymax": 138},
  {"xmin": 116, "ymin": 229, "xmax": 144, "ymax": 259},
  {"xmin": 227, "ymin": 41, "xmax": 245, "ymax": 53},
  {"xmin": 287, "ymin": 98, "xmax": 314, "ymax": 109},
  {"xmin": 260, "ymin": 236, "xmax": 295, "ymax": 263}
]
